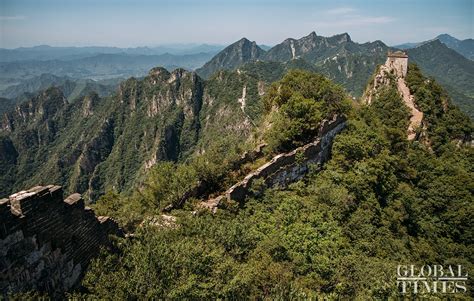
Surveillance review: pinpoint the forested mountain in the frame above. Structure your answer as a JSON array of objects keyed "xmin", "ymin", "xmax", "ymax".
[
  {"xmin": 77, "ymin": 64, "xmax": 472, "ymax": 299},
  {"xmin": 0, "ymin": 65, "xmax": 276, "ymax": 199},
  {"xmin": 197, "ymin": 32, "xmax": 389, "ymax": 98},
  {"xmin": 3, "ymin": 31, "xmax": 473, "ymax": 200},
  {"xmin": 407, "ymin": 40, "xmax": 474, "ymax": 118},
  {"xmin": 197, "ymin": 32, "xmax": 474, "ymax": 118}
]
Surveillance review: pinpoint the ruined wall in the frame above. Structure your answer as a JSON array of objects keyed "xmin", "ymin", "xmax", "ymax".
[
  {"xmin": 200, "ymin": 115, "xmax": 346, "ymax": 212},
  {"xmin": 0, "ymin": 185, "xmax": 122, "ymax": 296}
]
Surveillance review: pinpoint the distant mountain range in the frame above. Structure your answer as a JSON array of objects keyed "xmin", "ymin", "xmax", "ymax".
[
  {"xmin": 0, "ymin": 73, "xmax": 119, "ymax": 100},
  {"xmin": 1, "ymin": 32, "xmax": 472, "ymax": 120},
  {"xmin": 394, "ymin": 34, "xmax": 474, "ymax": 60},
  {"xmin": 196, "ymin": 32, "xmax": 474, "ymax": 118},
  {"xmin": 0, "ymin": 44, "xmax": 225, "ymax": 62},
  {"xmin": 0, "ymin": 74, "xmax": 119, "ymax": 116},
  {"xmin": 0, "ymin": 52, "xmax": 217, "ymax": 81}
]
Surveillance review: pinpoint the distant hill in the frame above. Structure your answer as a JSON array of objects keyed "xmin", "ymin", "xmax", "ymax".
[
  {"xmin": 0, "ymin": 52, "xmax": 216, "ymax": 82},
  {"xmin": 0, "ymin": 44, "xmax": 224, "ymax": 62},
  {"xmin": 0, "ymin": 73, "xmax": 119, "ymax": 101},
  {"xmin": 394, "ymin": 34, "xmax": 474, "ymax": 60}
]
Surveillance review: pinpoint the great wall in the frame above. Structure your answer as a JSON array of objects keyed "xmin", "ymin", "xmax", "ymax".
[
  {"xmin": 0, "ymin": 185, "xmax": 122, "ymax": 297},
  {"xmin": 199, "ymin": 114, "xmax": 347, "ymax": 212},
  {"xmin": 364, "ymin": 51, "xmax": 423, "ymax": 140}
]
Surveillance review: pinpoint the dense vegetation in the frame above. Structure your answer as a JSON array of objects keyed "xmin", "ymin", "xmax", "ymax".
[
  {"xmin": 406, "ymin": 63, "xmax": 473, "ymax": 150},
  {"xmin": 264, "ymin": 70, "xmax": 350, "ymax": 152},
  {"xmin": 80, "ymin": 68, "xmax": 473, "ymax": 299}
]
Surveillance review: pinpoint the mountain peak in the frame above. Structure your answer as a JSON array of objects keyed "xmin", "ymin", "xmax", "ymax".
[
  {"xmin": 333, "ymin": 32, "xmax": 352, "ymax": 43},
  {"xmin": 306, "ymin": 31, "xmax": 317, "ymax": 39},
  {"xmin": 436, "ymin": 33, "xmax": 457, "ymax": 41},
  {"xmin": 196, "ymin": 38, "xmax": 265, "ymax": 78},
  {"xmin": 236, "ymin": 37, "xmax": 252, "ymax": 44}
]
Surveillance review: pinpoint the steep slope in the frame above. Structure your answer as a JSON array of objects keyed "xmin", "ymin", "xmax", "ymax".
[
  {"xmin": 0, "ymin": 64, "xmax": 281, "ymax": 200},
  {"xmin": 408, "ymin": 40, "xmax": 474, "ymax": 118},
  {"xmin": 196, "ymin": 38, "xmax": 266, "ymax": 78},
  {"xmin": 436, "ymin": 34, "xmax": 474, "ymax": 60}
]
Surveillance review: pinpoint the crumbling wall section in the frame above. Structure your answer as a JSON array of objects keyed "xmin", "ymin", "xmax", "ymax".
[{"xmin": 200, "ymin": 115, "xmax": 346, "ymax": 212}]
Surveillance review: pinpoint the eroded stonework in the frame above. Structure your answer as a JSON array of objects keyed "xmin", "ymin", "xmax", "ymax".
[{"xmin": 0, "ymin": 185, "xmax": 122, "ymax": 297}]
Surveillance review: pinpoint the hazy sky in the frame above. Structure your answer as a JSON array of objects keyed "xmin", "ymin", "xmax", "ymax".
[{"xmin": 0, "ymin": 0, "xmax": 472, "ymax": 48}]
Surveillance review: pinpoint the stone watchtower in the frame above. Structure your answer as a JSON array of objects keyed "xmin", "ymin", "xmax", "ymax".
[{"xmin": 385, "ymin": 51, "xmax": 408, "ymax": 78}]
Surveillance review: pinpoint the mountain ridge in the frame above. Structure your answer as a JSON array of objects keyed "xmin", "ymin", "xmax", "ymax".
[
  {"xmin": 197, "ymin": 31, "xmax": 474, "ymax": 118},
  {"xmin": 393, "ymin": 33, "xmax": 474, "ymax": 60}
]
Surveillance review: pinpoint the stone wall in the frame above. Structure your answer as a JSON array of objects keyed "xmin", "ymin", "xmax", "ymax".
[
  {"xmin": 200, "ymin": 115, "xmax": 346, "ymax": 212},
  {"xmin": 164, "ymin": 142, "xmax": 268, "ymax": 212},
  {"xmin": 0, "ymin": 185, "xmax": 122, "ymax": 297}
]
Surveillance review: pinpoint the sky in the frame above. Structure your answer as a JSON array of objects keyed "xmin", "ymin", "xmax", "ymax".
[{"xmin": 0, "ymin": 0, "xmax": 472, "ymax": 48}]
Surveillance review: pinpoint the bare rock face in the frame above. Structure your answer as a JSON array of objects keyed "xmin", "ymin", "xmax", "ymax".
[
  {"xmin": 0, "ymin": 185, "xmax": 122, "ymax": 297},
  {"xmin": 82, "ymin": 92, "xmax": 100, "ymax": 117}
]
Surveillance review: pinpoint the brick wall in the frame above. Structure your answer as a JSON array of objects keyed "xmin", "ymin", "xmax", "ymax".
[{"xmin": 0, "ymin": 185, "xmax": 122, "ymax": 296}]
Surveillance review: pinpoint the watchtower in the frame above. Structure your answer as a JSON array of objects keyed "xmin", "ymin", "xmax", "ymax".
[{"xmin": 385, "ymin": 50, "xmax": 408, "ymax": 78}]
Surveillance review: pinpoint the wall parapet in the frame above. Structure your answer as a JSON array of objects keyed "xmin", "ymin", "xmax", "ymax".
[{"xmin": 0, "ymin": 185, "xmax": 123, "ymax": 296}]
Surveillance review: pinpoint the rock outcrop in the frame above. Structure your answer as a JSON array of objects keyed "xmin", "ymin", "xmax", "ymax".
[
  {"xmin": 199, "ymin": 115, "xmax": 346, "ymax": 212},
  {"xmin": 0, "ymin": 185, "xmax": 122, "ymax": 297}
]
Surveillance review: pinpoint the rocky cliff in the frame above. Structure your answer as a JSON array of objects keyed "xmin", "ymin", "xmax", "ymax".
[{"xmin": 0, "ymin": 66, "xmax": 272, "ymax": 200}]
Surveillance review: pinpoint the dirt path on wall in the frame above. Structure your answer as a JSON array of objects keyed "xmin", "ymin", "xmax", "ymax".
[{"xmin": 397, "ymin": 78, "xmax": 423, "ymax": 140}]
